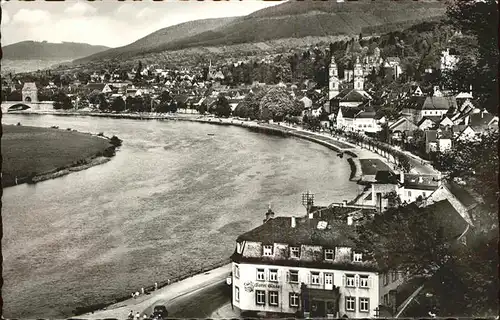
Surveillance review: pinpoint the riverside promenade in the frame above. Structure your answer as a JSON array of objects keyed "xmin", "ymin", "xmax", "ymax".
[{"xmin": 81, "ymin": 264, "xmax": 231, "ymax": 319}]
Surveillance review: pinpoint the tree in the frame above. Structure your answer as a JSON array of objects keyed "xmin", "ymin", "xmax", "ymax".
[
  {"xmin": 435, "ymin": 130, "xmax": 498, "ymax": 229},
  {"xmin": 98, "ymin": 93, "xmax": 108, "ymax": 111},
  {"xmin": 354, "ymin": 203, "xmax": 454, "ymax": 276},
  {"xmin": 7, "ymin": 90, "xmax": 22, "ymax": 101},
  {"xmin": 442, "ymin": 0, "xmax": 498, "ymax": 114},
  {"xmin": 110, "ymin": 96, "xmax": 125, "ymax": 113},
  {"xmin": 52, "ymin": 91, "xmax": 73, "ymax": 110},
  {"xmin": 197, "ymin": 102, "xmax": 207, "ymax": 115},
  {"xmin": 213, "ymin": 95, "xmax": 231, "ymax": 118},
  {"xmin": 135, "ymin": 61, "xmax": 143, "ymax": 80}
]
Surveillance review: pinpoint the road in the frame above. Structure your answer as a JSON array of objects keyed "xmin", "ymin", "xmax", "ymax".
[
  {"xmin": 140, "ymin": 280, "xmax": 230, "ymax": 318},
  {"xmin": 82, "ymin": 264, "xmax": 232, "ymax": 320}
]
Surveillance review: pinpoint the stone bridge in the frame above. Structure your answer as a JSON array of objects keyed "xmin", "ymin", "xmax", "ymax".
[{"xmin": 1, "ymin": 101, "xmax": 55, "ymax": 113}]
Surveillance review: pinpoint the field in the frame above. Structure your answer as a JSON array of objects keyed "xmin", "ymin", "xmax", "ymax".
[{"xmin": 1, "ymin": 125, "xmax": 112, "ymax": 187}]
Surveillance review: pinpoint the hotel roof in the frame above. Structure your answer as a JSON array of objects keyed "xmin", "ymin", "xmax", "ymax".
[{"xmin": 236, "ymin": 216, "xmax": 356, "ymax": 248}]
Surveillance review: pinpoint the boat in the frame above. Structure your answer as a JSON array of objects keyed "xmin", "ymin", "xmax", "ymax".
[{"xmin": 207, "ymin": 133, "xmax": 215, "ymax": 136}]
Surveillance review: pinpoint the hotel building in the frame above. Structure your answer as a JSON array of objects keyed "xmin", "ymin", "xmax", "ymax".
[{"xmin": 230, "ymin": 210, "xmax": 380, "ymax": 318}]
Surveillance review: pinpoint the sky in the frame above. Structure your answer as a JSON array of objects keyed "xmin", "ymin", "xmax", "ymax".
[{"xmin": 1, "ymin": 0, "xmax": 283, "ymax": 48}]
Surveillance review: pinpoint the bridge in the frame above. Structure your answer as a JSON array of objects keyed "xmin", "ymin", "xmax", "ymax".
[{"xmin": 1, "ymin": 101, "xmax": 55, "ymax": 113}]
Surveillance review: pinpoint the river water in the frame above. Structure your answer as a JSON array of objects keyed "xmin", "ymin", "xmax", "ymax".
[{"xmin": 2, "ymin": 114, "xmax": 360, "ymax": 318}]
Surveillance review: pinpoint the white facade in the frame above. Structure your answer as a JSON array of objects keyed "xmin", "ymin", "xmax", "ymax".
[
  {"xmin": 398, "ymin": 187, "xmax": 433, "ymax": 204},
  {"xmin": 440, "ymin": 49, "xmax": 459, "ymax": 71},
  {"xmin": 329, "ymin": 57, "xmax": 340, "ymax": 99},
  {"xmin": 233, "ymin": 262, "xmax": 379, "ymax": 318},
  {"xmin": 353, "ymin": 117, "xmax": 381, "ymax": 133}
]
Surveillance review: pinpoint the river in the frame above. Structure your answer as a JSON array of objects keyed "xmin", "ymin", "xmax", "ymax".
[{"xmin": 2, "ymin": 114, "xmax": 360, "ymax": 318}]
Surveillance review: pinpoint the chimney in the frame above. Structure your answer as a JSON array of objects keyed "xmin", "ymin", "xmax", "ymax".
[
  {"xmin": 481, "ymin": 110, "xmax": 484, "ymax": 119},
  {"xmin": 469, "ymin": 84, "xmax": 473, "ymax": 97},
  {"xmin": 400, "ymin": 171, "xmax": 404, "ymax": 184},
  {"xmin": 291, "ymin": 216, "xmax": 296, "ymax": 228},
  {"xmin": 342, "ymin": 200, "xmax": 347, "ymax": 207}
]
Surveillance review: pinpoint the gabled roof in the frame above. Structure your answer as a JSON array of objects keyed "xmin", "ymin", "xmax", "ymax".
[
  {"xmin": 389, "ymin": 117, "xmax": 418, "ymax": 132},
  {"xmin": 236, "ymin": 216, "xmax": 356, "ymax": 247},
  {"xmin": 336, "ymin": 88, "xmax": 372, "ymax": 102},
  {"xmin": 404, "ymin": 96, "xmax": 456, "ymax": 111},
  {"xmin": 339, "ymin": 106, "xmax": 362, "ymax": 119},
  {"xmin": 417, "ymin": 116, "xmax": 441, "ymax": 126},
  {"xmin": 468, "ymin": 112, "xmax": 497, "ymax": 130},
  {"xmin": 22, "ymin": 82, "xmax": 37, "ymax": 91}
]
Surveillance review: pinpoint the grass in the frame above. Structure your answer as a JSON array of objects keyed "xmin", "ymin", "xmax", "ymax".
[{"xmin": 2, "ymin": 125, "xmax": 113, "ymax": 187}]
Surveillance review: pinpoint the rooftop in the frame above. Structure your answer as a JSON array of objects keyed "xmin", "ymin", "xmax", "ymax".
[{"xmin": 236, "ymin": 216, "xmax": 356, "ymax": 248}]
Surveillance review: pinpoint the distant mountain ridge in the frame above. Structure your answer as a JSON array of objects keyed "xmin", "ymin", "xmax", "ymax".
[
  {"xmin": 2, "ymin": 41, "xmax": 110, "ymax": 60},
  {"xmin": 75, "ymin": 0, "xmax": 446, "ymax": 63}
]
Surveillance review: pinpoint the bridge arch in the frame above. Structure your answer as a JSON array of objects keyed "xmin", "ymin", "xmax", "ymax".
[{"xmin": 7, "ymin": 103, "xmax": 31, "ymax": 112}]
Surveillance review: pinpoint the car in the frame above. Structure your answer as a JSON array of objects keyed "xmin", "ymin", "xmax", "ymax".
[{"xmin": 153, "ymin": 305, "xmax": 168, "ymax": 318}]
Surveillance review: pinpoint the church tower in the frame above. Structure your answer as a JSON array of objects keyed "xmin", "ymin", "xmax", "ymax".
[
  {"xmin": 353, "ymin": 56, "xmax": 364, "ymax": 91},
  {"xmin": 329, "ymin": 56, "xmax": 340, "ymax": 99}
]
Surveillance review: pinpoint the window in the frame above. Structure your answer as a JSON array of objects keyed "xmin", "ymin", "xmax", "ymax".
[
  {"xmin": 269, "ymin": 291, "xmax": 279, "ymax": 306},
  {"xmin": 263, "ymin": 245, "xmax": 273, "ymax": 256},
  {"xmin": 289, "ymin": 270, "xmax": 299, "ymax": 283},
  {"xmin": 391, "ymin": 271, "xmax": 397, "ymax": 282},
  {"xmin": 257, "ymin": 268, "xmax": 265, "ymax": 281},
  {"xmin": 359, "ymin": 297, "xmax": 370, "ymax": 312},
  {"xmin": 269, "ymin": 269, "xmax": 278, "ymax": 282},
  {"xmin": 235, "ymin": 286, "xmax": 240, "ymax": 302},
  {"xmin": 383, "ymin": 273, "xmax": 389, "ymax": 286},
  {"xmin": 289, "ymin": 293, "xmax": 299, "ymax": 307},
  {"xmin": 408, "ymin": 191, "xmax": 412, "ymax": 197},
  {"xmin": 346, "ymin": 274, "xmax": 356, "ymax": 287},
  {"xmin": 422, "ymin": 192, "xmax": 426, "ymax": 198},
  {"xmin": 359, "ymin": 275, "xmax": 369, "ymax": 288},
  {"xmin": 234, "ymin": 265, "xmax": 240, "ymax": 279},
  {"xmin": 255, "ymin": 290, "xmax": 266, "ymax": 305},
  {"xmin": 383, "ymin": 294, "xmax": 389, "ymax": 306},
  {"xmin": 311, "ymin": 272, "xmax": 321, "ymax": 285},
  {"xmin": 353, "ymin": 252, "xmax": 363, "ymax": 262},
  {"xmin": 289, "ymin": 246, "xmax": 300, "ymax": 258},
  {"xmin": 324, "ymin": 249, "xmax": 335, "ymax": 261},
  {"xmin": 345, "ymin": 296, "xmax": 355, "ymax": 311}
]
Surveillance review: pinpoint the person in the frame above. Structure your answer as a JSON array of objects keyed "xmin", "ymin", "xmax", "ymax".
[
  {"xmin": 154, "ymin": 282, "xmax": 158, "ymax": 290},
  {"xmin": 128, "ymin": 310, "xmax": 134, "ymax": 320},
  {"xmin": 134, "ymin": 311, "xmax": 140, "ymax": 320},
  {"xmin": 141, "ymin": 287, "xmax": 145, "ymax": 294}
]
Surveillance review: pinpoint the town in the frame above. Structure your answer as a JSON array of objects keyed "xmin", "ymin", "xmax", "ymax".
[{"xmin": 1, "ymin": 0, "xmax": 497, "ymax": 319}]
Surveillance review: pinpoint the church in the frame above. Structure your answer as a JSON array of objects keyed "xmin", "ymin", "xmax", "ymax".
[{"xmin": 329, "ymin": 56, "xmax": 372, "ymax": 108}]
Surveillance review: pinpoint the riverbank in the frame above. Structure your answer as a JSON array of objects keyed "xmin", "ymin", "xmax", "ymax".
[
  {"xmin": 20, "ymin": 110, "xmax": 366, "ymax": 181},
  {"xmin": 1, "ymin": 124, "xmax": 121, "ymax": 188}
]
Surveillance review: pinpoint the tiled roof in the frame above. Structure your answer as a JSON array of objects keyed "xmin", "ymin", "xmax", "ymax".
[
  {"xmin": 469, "ymin": 112, "xmax": 497, "ymax": 129},
  {"xmin": 417, "ymin": 116, "xmax": 441, "ymax": 126},
  {"xmin": 339, "ymin": 106, "xmax": 361, "ymax": 119},
  {"xmin": 86, "ymin": 83, "xmax": 106, "ymax": 91},
  {"xmin": 425, "ymin": 130, "xmax": 437, "ymax": 143},
  {"xmin": 236, "ymin": 216, "xmax": 356, "ymax": 247},
  {"xmin": 389, "ymin": 117, "xmax": 418, "ymax": 132},
  {"xmin": 336, "ymin": 88, "xmax": 371, "ymax": 102},
  {"xmin": 404, "ymin": 96, "xmax": 456, "ymax": 111}
]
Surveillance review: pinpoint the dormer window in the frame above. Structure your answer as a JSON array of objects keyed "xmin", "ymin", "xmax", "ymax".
[
  {"xmin": 236, "ymin": 242, "xmax": 242, "ymax": 254},
  {"xmin": 263, "ymin": 245, "xmax": 273, "ymax": 256},
  {"xmin": 290, "ymin": 247, "xmax": 300, "ymax": 258},
  {"xmin": 324, "ymin": 249, "xmax": 335, "ymax": 261},
  {"xmin": 353, "ymin": 252, "xmax": 363, "ymax": 262}
]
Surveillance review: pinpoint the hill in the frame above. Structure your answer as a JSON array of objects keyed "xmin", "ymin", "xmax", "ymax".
[
  {"xmin": 74, "ymin": 17, "xmax": 236, "ymax": 63},
  {"xmin": 2, "ymin": 41, "xmax": 110, "ymax": 60},
  {"xmin": 74, "ymin": 0, "xmax": 446, "ymax": 64}
]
